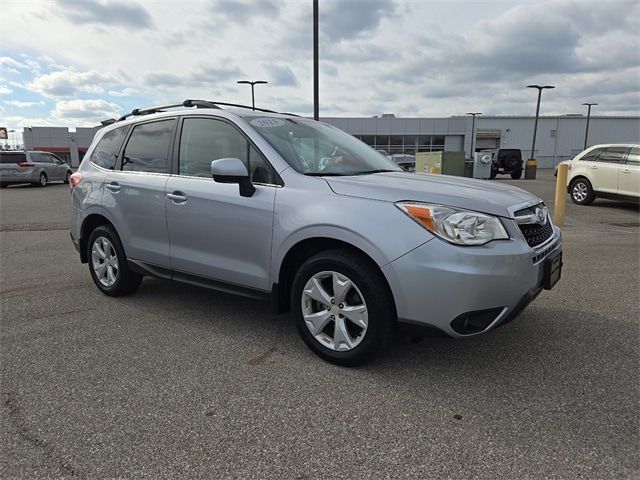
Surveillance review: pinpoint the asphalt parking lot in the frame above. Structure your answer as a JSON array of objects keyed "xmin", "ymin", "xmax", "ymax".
[{"xmin": 1, "ymin": 170, "xmax": 638, "ymax": 479}]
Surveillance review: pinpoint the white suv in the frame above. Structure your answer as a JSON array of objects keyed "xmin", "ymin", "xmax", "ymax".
[{"xmin": 567, "ymin": 144, "xmax": 640, "ymax": 205}]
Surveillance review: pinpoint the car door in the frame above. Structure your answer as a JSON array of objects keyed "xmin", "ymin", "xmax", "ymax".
[
  {"xmin": 165, "ymin": 116, "xmax": 277, "ymax": 291},
  {"xmin": 591, "ymin": 146, "xmax": 628, "ymax": 194},
  {"xmin": 102, "ymin": 118, "xmax": 176, "ymax": 269},
  {"xmin": 50, "ymin": 154, "xmax": 67, "ymax": 180},
  {"xmin": 30, "ymin": 152, "xmax": 50, "ymax": 176},
  {"xmin": 618, "ymin": 146, "xmax": 640, "ymax": 198}
]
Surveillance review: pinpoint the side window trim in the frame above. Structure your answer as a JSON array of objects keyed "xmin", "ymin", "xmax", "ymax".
[
  {"xmin": 116, "ymin": 117, "xmax": 177, "ymax": 174},
  {"xmin": 173, "ymin": 115, "xmax": 283, "ymax": 186}
]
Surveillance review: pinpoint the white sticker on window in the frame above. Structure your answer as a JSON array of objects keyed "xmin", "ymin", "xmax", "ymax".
[{"xmin": 250, "ymin": 118, "xmax": 286, "ymax": 128}]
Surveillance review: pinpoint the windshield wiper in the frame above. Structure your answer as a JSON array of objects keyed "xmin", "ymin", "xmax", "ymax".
[
  {"xmin": 350, "ymin": 169, "xmax": 398, "ymax": 175},
  {"xmin": 303, "ymin": 172, "xmax": 349, "ymax": 176}
]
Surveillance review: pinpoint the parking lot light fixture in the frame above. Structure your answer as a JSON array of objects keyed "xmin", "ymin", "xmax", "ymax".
[
  {"xmin": 465, "ymin": 112, "xmax": 482, "ymax": 157},
  {"xmin": 527, "ymin": 85, "xmax": 555, "ymax": 160},
  {"xmin": 237, "ymin": 80, "xmax": 268, "ymax": 110},
  {"xmin": 582, "ymin": 103, "xmax": 598, "ymax": 150}
]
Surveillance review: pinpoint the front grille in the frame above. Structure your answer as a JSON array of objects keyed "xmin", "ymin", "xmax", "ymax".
[{"xmin": 519, "ymin": 221, "xmax": 554, "ymax": 247}]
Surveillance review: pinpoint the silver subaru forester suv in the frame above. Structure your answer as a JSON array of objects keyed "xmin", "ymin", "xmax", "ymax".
[{"xmin": 70, "ymin": 100, "xmax": 562, "ymax": 366}]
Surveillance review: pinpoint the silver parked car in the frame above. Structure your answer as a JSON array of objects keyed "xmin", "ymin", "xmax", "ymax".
[
  {"xmin": 70, "ymin": 100, "xmax": 563, "ymax": 366},
  {"xmin": 0, "ymin": 150, "xmax": 72, "ymax": 187}
]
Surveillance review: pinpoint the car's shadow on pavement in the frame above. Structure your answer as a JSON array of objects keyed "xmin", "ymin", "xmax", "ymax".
[{"xmin": 124, "ymin": 277, "xmax": 635, "ymax": 388}]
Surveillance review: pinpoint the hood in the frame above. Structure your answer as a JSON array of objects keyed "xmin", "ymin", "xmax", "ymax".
[{"xmin": 325, "ymin": 172, "xmax": 541, "ymax": 218}]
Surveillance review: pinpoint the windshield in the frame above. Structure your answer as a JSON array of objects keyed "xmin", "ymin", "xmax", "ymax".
[{"xmin": 246, "ymin": 116, "xmax": 401, "ymax": 176}]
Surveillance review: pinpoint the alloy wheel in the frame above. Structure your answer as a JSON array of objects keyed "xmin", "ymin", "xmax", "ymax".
[
  {"xmin": 572, "ymin": 182, "xmax": 587, "ymax": 202},
  {"xmin": 91, "ymin": 236, "xmax": 119, "ymax": 287},
  {"xmin": 301, "ymin": 271, "xmax": 368, "ymax": 351}
]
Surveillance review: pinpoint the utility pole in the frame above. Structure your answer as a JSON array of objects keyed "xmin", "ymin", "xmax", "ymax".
[
  {"xmin": 582, "ymin": 103, "xmax": 598, "ymax": 150},
  {"xmin": 466, "ymin": 112, "xmax": 482, "ymax": 157},
  {"xmin": 237, "ymin": 80, "xmax": 268, "ymax": 110},
  {"xmin": 313, "ymin": 0, "xmax": 319, "ymax": 120},
  {"xmin": 526, "ymin": 85, "xmax": 555, "ymax": 160}
]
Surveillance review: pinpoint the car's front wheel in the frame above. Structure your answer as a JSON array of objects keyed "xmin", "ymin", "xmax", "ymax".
[
  {"xmin": 35, "ymin": 172, "xmax": 47, "ymax": 187},
  {"xmin": 64, "ymin": 170, "xmax": 71, "ymax": 184},
  {"xmin": 570, "ymin": 178, "xmax": 595, "ymax": 205},
  {"xmin": 291, "ymin": 249, "xmax": 395, "ymax": 366},
  {"xmin": 87, "ymin": 225, "xmax": 142, "ymax": 296}
]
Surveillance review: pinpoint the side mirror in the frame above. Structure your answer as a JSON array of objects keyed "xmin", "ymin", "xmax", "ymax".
[{"xmin": 211, "ymin": 158, "xmax": 255, "ymax": 197}]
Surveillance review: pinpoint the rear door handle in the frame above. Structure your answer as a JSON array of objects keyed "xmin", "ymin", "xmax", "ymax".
[
  {"xmin": 166, "ymin": 191, "xmax": 187, "ymax": 203},
  {"xmin": 106, "ymin": 182, "xmax": 121, "ymax": 192},
  {"xmin": 590, "ymin": 165, "xmax": 598, "ymax": 169},
  {"xmin": 623, "ymin": 169, "xmax": 631, "ymax": 174}
]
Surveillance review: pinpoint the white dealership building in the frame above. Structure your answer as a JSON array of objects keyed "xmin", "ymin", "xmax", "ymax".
[{"xmin": 19, "ymin": 115, "xmax": 640, "ymax": 168}]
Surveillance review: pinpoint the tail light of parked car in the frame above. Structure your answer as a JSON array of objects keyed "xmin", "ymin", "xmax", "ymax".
[
  {"xmin": 17, "ymin": 161, "xmax": 36, "ymax": 168},
  {"xmin": 69, "ymin": 172, "xmax": 82, "ymax": 190}
]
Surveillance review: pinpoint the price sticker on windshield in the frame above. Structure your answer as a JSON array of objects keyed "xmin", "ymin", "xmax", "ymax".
[{"xmin": 250, "ymin": 118, "xmax": 286, "ymax": 128}]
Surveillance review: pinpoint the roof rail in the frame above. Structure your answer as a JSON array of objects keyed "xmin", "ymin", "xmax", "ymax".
[{"xmin": 115, "ymin": 99, "xmax": 299, "ymax": 123}]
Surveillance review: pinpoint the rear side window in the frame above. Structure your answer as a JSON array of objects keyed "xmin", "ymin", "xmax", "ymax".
[
  {"xmin": 626, "ymin": 147, "xmax": 640, "ymax": 165},
  {"xmin": 122, "ymin": 120, "xmax": 173, "ymax": 174},
  {"xmin": 31, "ymin": 152, "xmax": 51, "ymax": 163},
  {"xmin": 579, "ymin": 147, "xmax": 603, "ymax": 161},
  {"xmin": 0, "ymin": 153, "xmax": 26, "ymax": 164},
  {"xmin": 597, "ymin": 147, "xmax": 628, "ymax": 164},
  {"xmin": 91, "ymin": 127, "xmax": 127, "ymax": 169}
]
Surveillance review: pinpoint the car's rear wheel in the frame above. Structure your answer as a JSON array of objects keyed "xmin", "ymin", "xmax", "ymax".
[
  {"xmin": 489, "ymin": 166, "xmax": 498, "ymax": 179},
  {"xmin": 87, "ymin": 225, "xmax": 142, "ymax": 296},
  {"xmin": 36, "ymin": 172, "xmax": 47, "ymax": 187},
  {"xmin": 291, "ymin": 249, "xmax": 395, "ymax": 366},
  {"xmin": 570, "ymin": 178, "xmax": 595, "ymax": 205}
]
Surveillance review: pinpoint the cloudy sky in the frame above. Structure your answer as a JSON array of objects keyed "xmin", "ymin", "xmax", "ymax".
[{"xmin": 1, "ymin": 0, "xmax": 639, "ymax": 132}]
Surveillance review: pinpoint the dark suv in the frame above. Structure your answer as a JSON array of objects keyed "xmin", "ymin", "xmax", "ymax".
[{"xmin": 483, "ymin": 149, "xmax": 523, "ymax": 179}]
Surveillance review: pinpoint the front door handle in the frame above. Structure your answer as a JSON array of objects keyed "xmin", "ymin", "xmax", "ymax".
[
  {"xmin": 106, "ymin": 182, "xmax": 121, "ymax": 192},
  {"xmin": 166, "ymin": 191, "xmax": 187, "ymax": 203},
  {"xmin": 590, "ymin": 165, "xmax": 598, "ymax": 169},
  {"xmin": 622, "ymin": 169, "xmax": 631, "ymax": 174}
]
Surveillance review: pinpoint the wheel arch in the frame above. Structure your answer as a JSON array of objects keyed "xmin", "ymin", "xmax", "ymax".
[
  {"xmin": 567, "ymin": 174, "xmax": 593, "ymax": 194},
  {"xmin": 79, "ymin": 213, "xmax": 116, "ymax": 263},
  {"xmin": 272, "ymin": 236, "xmax": 397, "ymax": 317}
]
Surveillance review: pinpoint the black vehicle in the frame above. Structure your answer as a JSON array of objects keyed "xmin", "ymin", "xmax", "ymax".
[{"xmin": 482, "ymin": 149, "xmax": 523, "ymax": 180}]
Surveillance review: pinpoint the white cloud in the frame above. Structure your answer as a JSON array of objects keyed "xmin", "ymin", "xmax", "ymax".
[
  {"xmin": 51, "ymin": 99, "xmax": 122, "ymax": 125},
  {"xmin": 4, "ymin": 100, "xmax": 45, "ymax": 108},
  {"xmin": 27, "ymin": 69, "xmax": 121, "ymax": 98},
  {"xmin": 0, "ymin": 85, "xmax": 13, "ymax": 94},
  {"xmin": 0, "ymin": 56, "xmax": 28, "ymax": 70},
  {"xmin": 108, "ymin": 87, "xmax": 138, "ymax": 97}
]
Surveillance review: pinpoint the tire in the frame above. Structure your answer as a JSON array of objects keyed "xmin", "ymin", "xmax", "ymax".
[
  {"xmin": 569, "ymin": 178, "xmax": 595, "ymax": 205},
  {"xmin": 87, "ymin": 225, "xmax": 142, "ymax": 296},
  {"xmin": 510, "ymin": 169, "xmax": 522, "ymax": 180},
  {"xmin": 0, "ymin": 183, "xmax": 7, "ymax": 189},
  {"xmin": 37, "ymin": 172, "xmax": 47, "ymax": 187},
  {"xmin": 489, "ymin": 166, "xmax": 497, "ymax": 179},
  {"xmin": 290, "ymin": 249, "xmax": 396, "ymax": 366},
  {"xmin": 64, "ymin": 170, "xmax": 71, "ymax": 184}
]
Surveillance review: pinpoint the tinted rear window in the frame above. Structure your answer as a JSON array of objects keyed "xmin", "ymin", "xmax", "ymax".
[
  {"xmin": 122, "ymin": 120, "xmax": 173, "ymax": 174},
  {"xmin": 0, "ymin": 153, "xmax": 26, "ymax": 164},
  {"xmin": 90, "ymin": 126, "xmax": 128, "ymax": 169}
]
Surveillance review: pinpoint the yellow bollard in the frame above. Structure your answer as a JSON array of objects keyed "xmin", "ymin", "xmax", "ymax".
[{"xmin": 554, "ymin": 163, "xmax": 569, "ymax": 226}]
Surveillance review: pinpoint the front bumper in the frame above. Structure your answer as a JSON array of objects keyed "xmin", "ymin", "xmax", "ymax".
[{"xmin": 382, "ymin": 227, "xmax": 562, "ymax": 338}]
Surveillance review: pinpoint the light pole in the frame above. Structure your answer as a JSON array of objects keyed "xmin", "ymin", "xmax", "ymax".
[
  {"xmin": 466, "ymin": 112, "xmax": 482, "ymax": 157},
  {"xmin": 582, "ymin": 102, "xmax": 597, "ymax": 150},
  {"xmin": 313, "ymin": 0, "xmax": 319, "ymax": 121},
  {"xmin": 526, "ymin": 85, "xmax": 555, "ymax": 160},
  {"xmin": 237, "ymin": 80, "xmax": 268, "ymax": 110}
]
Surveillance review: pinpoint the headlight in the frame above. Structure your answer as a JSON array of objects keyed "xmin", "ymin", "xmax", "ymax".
[{"xmin": 396, "ymin": 202, "xmax": 509, "ymax": 246}]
